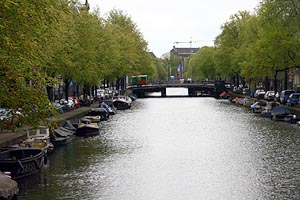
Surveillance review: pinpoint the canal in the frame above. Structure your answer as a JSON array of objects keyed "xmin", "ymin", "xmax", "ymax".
[{"xmin": 17, "ymin": 88, "xmax": 300, "ymax": 199}]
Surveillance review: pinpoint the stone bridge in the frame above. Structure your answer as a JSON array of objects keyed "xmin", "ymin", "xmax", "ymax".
[{"xmin": 127, "ymin": 81, "xmax": 226, "ymax": 98}]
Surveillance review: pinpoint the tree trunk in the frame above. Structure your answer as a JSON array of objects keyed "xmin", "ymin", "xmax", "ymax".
[
  {"xmin": 274, "ymin": 71, "xmax": 278, "ymax": 93},
  {"xmin": 284, "ymin": 70, "xmax": 288, "ymax": 90},
  {"xmin": 64, "ymin": 79, "xmax": 70, "ymax": 100},
  {"xmin": 46, "ymin": 86, "xmax": 54, "ymax": 102}
]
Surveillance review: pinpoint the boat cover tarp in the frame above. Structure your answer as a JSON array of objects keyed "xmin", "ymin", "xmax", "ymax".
[
  {"xmin": 101, "ymin": 102, "xmax": 110, "ymax": 110},
  {"xmin": 59, "ymin": 127, "xmax": 75, "ymax": 134},
  {"xmin": 54, "ymin": 128, "xmax": 72, "ymax": 137},
  {"xmin": 63, "ymin": 120, "xmax": 76, "ymax": 131},
  {"xmin": 271, "ymin": 106, "xmax": 291, "ymax": 115},
  {"xmin": 0, "ymin": 172, "xmax": 18, "ymax": 199}
]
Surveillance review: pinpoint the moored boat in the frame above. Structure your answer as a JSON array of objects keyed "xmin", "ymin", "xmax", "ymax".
[
  {"xmin": 100, "ymin": 101, "xmax": 116, "ymax": 115},
  {"xmin": 260, "ymin": 101, "xmax": 280, "ymax": 118},
  {"xmin": 250, "ymin": 101, "xmax": 266, "ymax": 113},
  {"xmin": 242, "ymin": 98, "xmax": 254, "ymax": 107},
  {"xmin": 0, "ymin": 172, "xmax": 18, "ymax": 200},
  {"xmin": 283, "ymin": 114, "xmax": 299, "ymax": 123},
  {"xmin": 62, "ymin": 120, "xmax": 77, "ymax": 132},
  {"xmin": 19, "ymin": 126, "xmax": 54, "ymax": 154},
  {"xmin": 82, "ymin": 115, "xmax": 101, "ymax": 123},
  {"xmin": 0, "ymin": 148, "xmax": 46, "ymax": 180},
  {"xmin": 88, "ymin": 108, "xmax": 109, "ymax": 121},
  {"xmin": 271, "ymin": 106, "xmax": 292, "ymax": 121},
  {"xmin": 84, "ymin": 108, "xmax": 109, "ymax": 122},
  {"xmin": 75, "ymin": 118, "xmax": 100, "ymax": 137},
  {"xmin": 51, "ymin": 127, "xmax": 75, "ymax": 146},
  {"xmin": 128, "ymin": 94, "xmax": 138, "ymax": 101},
  {"xmin": 112, "ymin": 96, "xmax": 132, "ymax": 110}
]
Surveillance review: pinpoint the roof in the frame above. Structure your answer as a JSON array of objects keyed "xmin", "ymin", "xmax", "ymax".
[
  {"xmin": 148, "ymin": 52, "xmax": 156, "ymax": 58},
  {"xmin": 170, "ymin": 47, "xmax": 200, "ymax": 57}
]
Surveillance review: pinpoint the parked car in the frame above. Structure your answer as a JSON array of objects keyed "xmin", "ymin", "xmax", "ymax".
[
  {"xmin": 279, "ymin": 90, "xmax": 295, "ymax": 104},
  {"xmin": 286, "ymin": 93, "xmax": 300, "ymax": 106},
  {"xmin": 254, "ymin": 89, "xmax": 265, "ymax": 99},
  {"xmin": 250, "ymin": 87, "xmax": 263, "ymax": 98},
  {"xmin": 242, "ymin": 88, "xmax": 250, "ymax": 95},
  {"xmin": 264, "ymin": 91, "xmax": 275, "ymax": 101}
]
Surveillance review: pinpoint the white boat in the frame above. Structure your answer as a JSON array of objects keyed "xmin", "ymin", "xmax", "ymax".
[
  {"xmin": 75, "ymin": 118, "xmax": 100, "ymax": 137},
  {"xmin": 19, "ymin": 126, "xmax": 54, "ymax": 153},
  {"xmin": 112, "ymin": 96, "xmax": 132, "ymax": 110},
  {"xmin": 0, "ymin": 172, "xmax": 18, "ymax": 199}
]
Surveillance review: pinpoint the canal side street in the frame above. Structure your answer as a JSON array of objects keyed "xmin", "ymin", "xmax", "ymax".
[{"xmin": 0, "ymin": 102, "xmax": 99, "ymax": 148}]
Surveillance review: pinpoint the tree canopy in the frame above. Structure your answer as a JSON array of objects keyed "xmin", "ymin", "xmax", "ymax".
[
  {"xmin": 0, "ymin": 0, "xmax": 156, "ymax": 129},
  {"xmin": 185, "ymin": 0, "xmax": 300, "ymax": 91}
]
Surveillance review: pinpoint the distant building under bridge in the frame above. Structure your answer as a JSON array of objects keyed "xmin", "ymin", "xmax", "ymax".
[{"xmin": 170, "ymin": 46, "xmax": 199, "ymax": 79}]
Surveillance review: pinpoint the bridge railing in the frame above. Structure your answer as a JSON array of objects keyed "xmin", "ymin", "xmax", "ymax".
[{"xmin": 129, "ymin": 79, "xmax": 215, "ymax": 87}]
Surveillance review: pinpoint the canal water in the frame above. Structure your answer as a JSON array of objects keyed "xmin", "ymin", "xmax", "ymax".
[{"xmin": 17, "ymin": 88, "xmax": 300, "ymax": 200}]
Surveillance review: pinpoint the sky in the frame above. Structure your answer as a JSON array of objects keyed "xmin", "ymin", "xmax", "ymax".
[{"xmin": 86, "ymin": 0, "xmax": 260, "ymax": 58}]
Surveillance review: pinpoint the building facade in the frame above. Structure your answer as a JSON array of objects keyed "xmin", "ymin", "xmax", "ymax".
[{"xmin": 170, "ymin": 46, "xmax": 199, "ymax": 79}]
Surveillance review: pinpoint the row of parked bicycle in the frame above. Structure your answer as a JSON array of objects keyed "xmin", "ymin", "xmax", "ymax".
[{"xmin": 234, "ymin": 87, "xmax": 300, "ymax": 107}]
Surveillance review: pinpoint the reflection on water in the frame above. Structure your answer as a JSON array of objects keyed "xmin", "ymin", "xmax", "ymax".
[{"xmin": 17, "ymin": 89, "xmax": 300, "ymax": 200}]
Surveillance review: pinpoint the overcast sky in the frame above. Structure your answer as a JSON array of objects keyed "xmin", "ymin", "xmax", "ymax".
[{"xmin": 87, "ymin": 0, "xmax": 260, "ymax": 58}]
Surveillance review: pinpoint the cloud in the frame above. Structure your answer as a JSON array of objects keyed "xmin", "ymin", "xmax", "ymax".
[{"xmin": 88, "ymin": 0, "xmax": 259, "ymax": 57}]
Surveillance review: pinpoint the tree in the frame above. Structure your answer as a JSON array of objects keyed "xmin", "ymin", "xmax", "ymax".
[
  {"xmin": 150, "ymin": 58, "xmax": 167, "ymax": 83},
  {"xmin": 104, "ymin": 9, "xmax": 155, "ymax": 89},
  {"xmin": 255, "ymin": 0, "xmax": 300, "ymax": 91},
  {"xmin": 215, "ymin": 11, "xmax": 252, "ymax": 86},
  {"xmin": 188, "ymin": 46, "xmax": 217, "ymax": 80},
  {"xmin": 0, "ymin": 0, "xmax": 63, "ymax": 129}
]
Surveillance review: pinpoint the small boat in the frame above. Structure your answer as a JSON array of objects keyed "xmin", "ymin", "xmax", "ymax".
[
  {"xmin": 19, "ymin": 126, "xmax": 54, "ymax": 154},
  {"xmin": 113, "ymin": 96, "xmax": 132, "ymax": 110},
  {"xmin": 0, "ymin": 172, "xmax": 19, "ymax": 200},
  {"xmin": 128, "ymin": 94, "xmax": 138, "ymax": 101},
  {"xmin": 260, "ymin": 101, "xmax": 280, "ymax": 118},
  {"xmin": 219, "ymin": 91, "xmax": 229, "ymax": 99},
  {"xmin": 88, "ymin": 108, "xmax": 109, "ymax": 121},
  {"xmin": 82, "ymin": 115, "xmax": 101, "ymax": 123},
  {"xmin": 63, "ymin": 120, "xmax": 77, "ymax": 132},
  {"xmin": 0, "ymin": 148, "xmax": 46, "ymax": 180},
  {"xmin": 231, "ymin": 97, "xmax": 243, "ymax": 104},
  {"xmin": 75, "ymin": 118, "xmax": 100, "ymax": 137},
  {"xmin": 51, "ymin": 127, "xmax": 75, "ymax": 146},
  {"xmin": 100, "ymin": 101, "xmax": 116, "ymax": 115},
  {"xmin": 283, "ymin": 114, "xmax": 299, "ymax": 123},
  {"xmin": 250, "ymin": 101, "xmax": 265, "ymax": 113},
  {"xmin": 271, "ymin": 106, "xmax": 292, "ymax": 121},
  {"xmin": 242, "ymin": 98, "xmax": 254, "ymax": 107}
]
